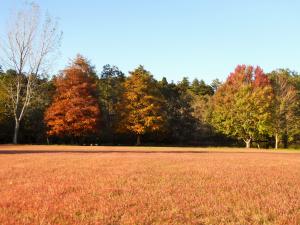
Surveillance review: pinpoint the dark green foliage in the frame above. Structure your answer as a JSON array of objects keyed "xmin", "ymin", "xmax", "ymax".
[
  {"xmin": 0, "ymin": 72, "xmax": 14, "ymax": 142},
  {"xmin": 21, "ymin": 80, "xmax": 56, "ymax": 143},
  {"xmin": 0, "ymin": 71, "xmax": 55, "ymax": 143},
  {"xmin": 98, "ymin": 65, "xmax": 125, "ymax": 143},
  {"xmin": 158, "ymin": 78, "xmax": 199, "ymax": 144},
  {"xmin": 190, "ymin": 79, "xmax": 214, "ymax": 96}
]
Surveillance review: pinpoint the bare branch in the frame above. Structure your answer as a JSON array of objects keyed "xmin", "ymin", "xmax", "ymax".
[{"xmin": 0, "ymin": 3, "xmax": 61, "ymax": 143}]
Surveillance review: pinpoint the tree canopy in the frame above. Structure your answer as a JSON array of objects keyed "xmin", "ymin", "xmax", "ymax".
[
  {"xmin": 118, "ymin": 66, "xmax": 165, "ymax": 145},
  {"xmin": 211, "ymin": 65, "xmax": 274, "ymax": 148},
  {"xmin": 44, "ymin": 55, "xmax": 100, "ymax": 140}
]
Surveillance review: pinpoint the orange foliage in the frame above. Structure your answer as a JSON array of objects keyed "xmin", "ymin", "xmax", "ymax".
[{"xmin": 44, "ymin": 55, "xmax": 100, "ymax": 137}]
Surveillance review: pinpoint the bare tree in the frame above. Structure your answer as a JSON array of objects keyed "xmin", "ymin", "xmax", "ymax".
[{"xmin": 0, "ymin": 3, "xmax": 62, "ymax": 144}]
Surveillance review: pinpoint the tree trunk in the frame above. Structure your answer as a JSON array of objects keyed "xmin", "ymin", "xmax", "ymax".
[
  {"xmin": 13, "ymin": 120, "xmax": 20, "ymax": 144},
  {"xmin": 136, "ymin": 134, "xmax": 141, "ymax": 146},
  {"xmin": 275, "ymin": 133, "xmax": 279, "ymax": 149},
  {"xmin": 245, "ymin": 139, "xmax": 251, "ymax": 148},
  {"xmin": 283, "ymin": 132, "xmax": 288, "ymax": 149}
]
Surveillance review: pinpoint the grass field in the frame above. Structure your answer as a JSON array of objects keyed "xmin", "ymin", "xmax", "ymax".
[{"xmin": 0, "ymin": 145, "xmax": 299, "ymax": 225}]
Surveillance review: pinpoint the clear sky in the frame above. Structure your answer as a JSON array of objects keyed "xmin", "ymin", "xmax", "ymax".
[{"xmin": 1, "ymin": 0, "xmax": 300, "ymax": 83}]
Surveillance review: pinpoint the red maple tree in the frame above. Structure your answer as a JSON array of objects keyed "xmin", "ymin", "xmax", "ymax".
[{"xmin": 227, "ymin": 65, "xmax": 270, "ymax": 88}]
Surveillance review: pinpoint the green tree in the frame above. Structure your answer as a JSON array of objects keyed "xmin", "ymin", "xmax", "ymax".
[
  {"xmin": 0, "ymin": 70, "xmax": 54, "ymax": 143},
  {"xmin": 190, "ymin": 79, "xmax": 214, "ymax": 96},
  {"xmin": 178, "ymin": 77, "xmax": 190, "ymax": 90},
  {"xmin": 158, "ymin": 78, "xmax": 198, "ymax": 144},
  {"xmin": 268, "ymin": 69, "xmax": 300, "ymax": 149},
  {"xmin": 22, "ymin": 79, "xmax": 55, "ymax": 143},
  {"xmin": 98, "ymin": 65, "xmax": 125, "ymax": 143},
  {"xmin": 211, "ymin": 65, "xmax": 273, "ymax": 148},
  {"xmin": 0, "ymin": 71, "xmax": 14, "ymax": 142}
]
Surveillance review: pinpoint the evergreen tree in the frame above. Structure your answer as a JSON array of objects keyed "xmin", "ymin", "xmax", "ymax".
[{"xmin": 98, "ymin": 65, "xmax": 125, "ymax": 143}]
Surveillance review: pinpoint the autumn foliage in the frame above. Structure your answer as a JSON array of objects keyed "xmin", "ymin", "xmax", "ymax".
[
  {"xmin": 211, "ymin": 65, "xmax": 274, "ymax": 148},
  {"xmin": 44, "ymin": 55, "xmax": 100, "ymax": 138},
  {"xmin": 118, "ymin": 66, "xmax": 164, "ymax": 145},
  {"xmin": 2, "ymin": 55, "xmax": 300, "ymax": 148}
]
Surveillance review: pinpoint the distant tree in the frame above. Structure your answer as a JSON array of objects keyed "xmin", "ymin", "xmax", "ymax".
[
  {"xmin": 178, "ymin": 77, "xmax": 190, "ymax": 91},
  {"xmin": 22, "ymin": 78, "xmax": 55, "ymax": 143},
  {"xmin": 190, "ymin": 79, "xmax": 214, "ymax": 96},
  {"xmin": 158, "ymin": 77, "xmax": 198, "ymax": 144},
  {"xmin": 0, "ymin": 71, "xmax": 14, "ymax": 141},
  {"xmin": 101, "ymin": 64, "xmax": 125, "ymax": 80},
  {"xmin": 211, "ymin": 65, "xmax": 273, "ymax": 148},
  {"xmin": 160, "ymin": 77, "xmax": 168, "ymax": 86},
  {"xmin": 98, "ymin": 65, "xmax": 125, "ymax": 142},
  {"xmin": 210, "ymin": 79, "xmax": 222, "ymax": 93},
  {"xmin": 268, "ymin": 69, "xmax": 300, "ymax": 149},
  {"xmin": 44, "ymin": 55, "xmax": 100, "ymax": 141},
  {"xmin": 0, "ymin": 3, "xmax": 62, "ymax": 143},
  {"xmin": 192, "ymin": 94, "xmax": 213, "ymax": 126},
  {"xmin": 118, "ymin": 66, "xmax": 164, "ymax": 145},
  {"xmin": 0, "ymin": 70, "xmax": 54, "ymax": 143}
]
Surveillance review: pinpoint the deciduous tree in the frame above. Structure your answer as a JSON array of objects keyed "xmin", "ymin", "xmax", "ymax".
[
  {"xmin": 44, "ymin": 55, "xmax": 100, "ymax": 141},
  {"xmin": 268, "ymin": 69, "xmax": 300, "ymax": 149},
  {"xmin": 211, "ymin": 65, "xmax": 273, "ymax": 148},
  {"xmin": 118, "ymin": 66, "xmax": 164, "ymax": 145},
  {"xmin": 0, "ymin": 3, "xmax": 61, "ymax": 143}
]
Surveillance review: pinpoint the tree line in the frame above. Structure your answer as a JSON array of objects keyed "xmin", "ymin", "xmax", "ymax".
[
  {"xmin": 1, "ymin": 54, "xmax": 300, "ymax": 148},
  {"xmin": 1, "ymin": 4, "xmax": 300, "ymax": 148}
]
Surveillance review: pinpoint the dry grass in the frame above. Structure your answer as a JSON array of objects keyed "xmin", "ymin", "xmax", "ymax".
[{"xmin": 0, "ymin": 146, "xmax": 299, "ymax": 224}]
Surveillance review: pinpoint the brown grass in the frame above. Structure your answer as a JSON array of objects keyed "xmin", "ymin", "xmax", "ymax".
[{"xmin": 0, "ymin": 145, "xmax": 299, "ymax": 224}]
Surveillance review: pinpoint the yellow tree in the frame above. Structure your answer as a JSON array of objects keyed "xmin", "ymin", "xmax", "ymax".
[{"xmin": 118, "ymin": 66, "xmax": 164, "ymax": 145}]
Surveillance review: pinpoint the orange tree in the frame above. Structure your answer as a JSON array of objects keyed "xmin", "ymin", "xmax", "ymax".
[
  {"xmin": 44, "ymin": 55, "xmax": 100, "ymax": 142},
  {"xmin": 211, "ymin": 65, "xmax": 274, "ymax": 148},
  {"xmin": 118, "ymin": 66, "xmax": 165, "ymax": 145}
]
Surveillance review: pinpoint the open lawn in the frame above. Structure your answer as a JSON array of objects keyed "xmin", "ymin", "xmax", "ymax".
[{"xmin": 0, "ymin": 145, "xmax": 299, "ymax": 224}]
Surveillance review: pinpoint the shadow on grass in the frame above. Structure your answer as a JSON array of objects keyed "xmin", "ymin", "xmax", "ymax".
[
  {"xmin": 0, "ymin": 150, "xmax": 212, "ymax": 154},
  {"xmin": 0, "ymin": 150, "xmax": 296, "ymax": 155}
]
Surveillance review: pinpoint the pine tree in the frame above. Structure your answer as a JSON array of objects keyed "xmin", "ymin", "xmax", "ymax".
[{"xmin": 98, "ymin": 65, "xmax": 125, "ymax": 143}]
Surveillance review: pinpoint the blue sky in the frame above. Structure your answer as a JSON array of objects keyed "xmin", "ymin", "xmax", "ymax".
[{"xmin": 1, "ymin": 0, "xmax": 300, "ymax": 83}]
